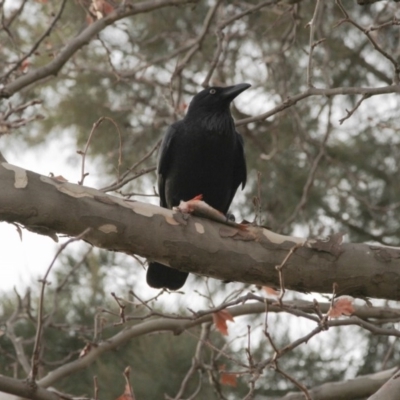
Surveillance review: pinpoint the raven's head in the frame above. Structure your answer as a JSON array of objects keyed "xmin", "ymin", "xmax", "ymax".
[{"xmin": 186, "ymin": 83, "xmax": 251, "ymax": 117}]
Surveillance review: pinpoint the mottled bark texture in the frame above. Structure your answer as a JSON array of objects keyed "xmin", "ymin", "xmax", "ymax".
[{"xmin": 1, "ymin": 162, "xmax": 400, "ymax": 300}]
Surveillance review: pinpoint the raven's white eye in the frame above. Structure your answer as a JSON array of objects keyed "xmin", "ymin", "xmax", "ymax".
[{"xmin": 209, "ymin": 88, "xmax": 216, "ymax": 94}]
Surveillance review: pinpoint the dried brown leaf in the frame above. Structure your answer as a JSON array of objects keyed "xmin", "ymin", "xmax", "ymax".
[
  {"xmin": 328, "ymin": 297, "xmax": 355, "ymax": 318},
  {"xmin": 213, "ymin": 310, "xmax": 234, "ymax": 336}
]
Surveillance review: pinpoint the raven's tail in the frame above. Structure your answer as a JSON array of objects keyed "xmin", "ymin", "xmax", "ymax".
[{"xmin": 146, "ymin": 262, "xmax": 188, "ymax": 290}]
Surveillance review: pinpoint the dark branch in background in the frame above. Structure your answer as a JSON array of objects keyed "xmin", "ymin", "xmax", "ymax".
[
  {"xmin": 172, "ymin": 0, "xmax": 223, "ymax": 83},
  {"xmin": 1, "ymin": 290, "xmax": 399, "ymax": 399},
  {"xmin": 273, "ymin": 363, "xmax": 312, "ymax": 400},
  {"xmin": 336, "ymin": 0, "xmax": 400, "ymax": 82},
  {"xmin": 1, "ymin": 0, "xmax": 27, "ymax": 33},
  {"xmin": 338, "ymin": 93, "xmax": 371, "ymax": 124},
  {"xmin": 306, "ymin": 0, "xmax": 324, "ymax": 88},
  {"xmin": 201, "ymin": 0, "xmax": 278, "ymax": 88},
  {"xmin": 1, "ymin": 0, "xmax": 67, "ymax": 82},
  {"xmin": 167, "ymin": 0, "xmax": 224, "ymax": 114},
  {"xmin": 77, "ymin": 117, "xmax": 122, "ymax": 186},
  {"xmin": 5, "ymin": 290, "xmax": 32, "ymax": 375},
  {"xmin": 236, "ymin": 84, "xmax": 400, "ymax": 126},
  {"xmin": 0, "ymin": 0, "xmax": 199, "ymax": 98},
  {"xmin": 0, "ymin": 99, "xmax": 44, "ymax": 134},
  {"xmin": 100, "ymin": 139, "xmax": 160, "ymax": 193},
  {"xmin": 279, "ymin": 103, "xmax": 332, "ymax": 230},
  {"xmin": 29, "ymin": 229, "xmax": 91, "ymax": 383},
  {"xmin": 167, "ymin": 323, "xmax": 211, "ymax": 400}
]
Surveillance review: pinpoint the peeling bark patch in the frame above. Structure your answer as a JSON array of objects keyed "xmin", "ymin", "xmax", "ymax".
[
  {"xmin": 3, "ymin": 163, "xmax": 28, "ymax": 188},
  {"xmin": 219, "ymin": 226, "xmax": 238, "ymax": 238},
  {"xmin": 220, "ymin": 227, "xmax": 256, "ymax": 241},
  {"xmin": 94, "ymin": 195, "xmax": 117, "ymax": 205},
  {"xmin": 40, "ymin": 176, "xmax": 97, "ymax": 198},
  {"xmin": 370, "ymin": 246, "xmax": 400, "ymax": 262},
  {"xmin": 173, "ymin": 212, "xmax": 189, "ymax": 225},
  {"xmin": 165, "ymin": 215, "xmax": 180, "ymax": 226},
  {"xmin": 194, "ymin": 222, "xmax": 205, "ymax": 234},
  {"xmin": 98, "ymin": 224, "xmax": 118, "ymax": 233},
  {"xmin": 310, "ymin": 232, "xmax": 344, "ymax": 257},
  {"xmin": 130, "ymin": 203, "xmax": 156, "ymax": 217},
  {"xmin": 261, "ymin": 228, "xmax": 305, "ymax": 245},
  {"xmin": 57, "ymin": 184, "xmax": 95, "ymax": 198}
]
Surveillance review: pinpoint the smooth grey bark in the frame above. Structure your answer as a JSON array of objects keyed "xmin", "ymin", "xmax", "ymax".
[
  {"xmin": 1, "ymin": 162, "xmax": 400, "ymax": 300},
  {"xmin": 367, "ymin": 369, "xmax": 400, "ymax": 400},
  {"xmin": 275, "ymin": 367, "xmax": 398, "ymax": 400}
]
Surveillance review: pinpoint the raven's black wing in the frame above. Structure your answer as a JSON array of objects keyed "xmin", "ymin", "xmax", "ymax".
[
  {"xmin": 157, "ymin": 123, "xmax": 179, "ymax": 208},
  {"xmin": 148, "ymin": 122, "xmax": 189, "ymax": 290},
  {"xmin": 229, "ymin": 132, "xmax": 247, "ymax": 203},
  {"xmin": 235, "ymin": 132, "xmax": 247, "ymax": 189}
]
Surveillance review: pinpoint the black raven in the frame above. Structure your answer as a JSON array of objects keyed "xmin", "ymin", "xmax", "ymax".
[{"xmin": 147, "ymin": 83, "xmax": 250, "ymax": 290}]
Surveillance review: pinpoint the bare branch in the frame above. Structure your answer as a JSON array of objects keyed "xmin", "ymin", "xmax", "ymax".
[
  {"xmin": 77, "ymin": 117, "xmax": 122, "ymax": 186},
  {"xmin": 1, "ymin": 0, "xmax": 68, "ymax": 82},
  {"xmin": 306, "ymin": 0, "xmax": 324, "ymax": 88},
  {"xmin": 336, "ymin": 0, "xmax": 400, "ymax": 82},
  {"xmin": 236, "ymin": 84, "xmax": 400, "ymax": 126},
  {"xmin": 100, "ymin": 139, "xmax": 160, "ymax": 193},
  {"xmin": 0, "ymin": 0, "xmax": 199, "ymax": 98},
  {"xmin": 279, "ymin": 104, "xmax": 332, "ymax": 230},
  {"xmin": 0, "ymin": 374, "xmax": 72, "ymax": 400},
  {"xmin": 29, "ymin": 229, "xmax": 91, "ymax": 383}
]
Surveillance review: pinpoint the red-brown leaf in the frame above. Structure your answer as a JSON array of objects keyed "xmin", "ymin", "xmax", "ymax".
[
  {"xmin": 220, "ymin": 372, "xmax": 238, "ymax": 387},
  {"xmin": 219, "ymin": 364, "xmax": 237, "ymax": 387},
  {"xmin": 328, "ymin": 297, "xmax": 355, "ymax": 318},
  {"xmin": 213, "ymin": 310, "xmax": 234, "ymax": 336},
  {"xmin": 263, "ymin": 286, "xmax": 279, "ymax": 297}
]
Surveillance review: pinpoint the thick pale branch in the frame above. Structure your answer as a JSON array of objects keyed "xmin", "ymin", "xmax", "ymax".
[
  {"xmin": 0, "ymin": 375, "xmax": 60, "ymax": 400},
  {"xmin": 368, "ymin": 369, "xmax": 400, "ymax": 400},
  {"xmin": 1, "ymin": 162, "xmax": 400, "ymax": 300},
  {"xmin": 0, "ymin": 299, "xmax": 398, "ymax": 397},
  {"xmin": 275, "ymin": 367, "xmax": 397, "ymax": 400}
]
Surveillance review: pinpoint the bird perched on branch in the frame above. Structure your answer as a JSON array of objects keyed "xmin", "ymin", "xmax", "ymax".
[{"xmin": 147, "ymin": 83, "xmax": 250, "ymax": 290}]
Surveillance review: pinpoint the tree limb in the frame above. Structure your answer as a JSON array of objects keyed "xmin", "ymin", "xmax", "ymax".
[
  {"xmin": 1, "ymin": 162, "xmax": 400, "ymax": 300},
  {"xmin": 274, "ymin": 367, "xmax": 398, "ymax": 400},
  {"xmin": 0, "ymin": 0, "xmax": 199, "ymax": 98}
]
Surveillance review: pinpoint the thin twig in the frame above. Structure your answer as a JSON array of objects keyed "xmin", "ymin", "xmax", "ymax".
[
  {"xmin": 77, "ymin": 117, "xmax": 122, "ymax": 186},
  {"xmin": 1, "ymin": 0, "xmax": 68, "ymax": 82},
  {"xmin": 100, "ymin": 139, "xmax": 160, "ymax": 193},
  {"xmin": 276, "ymin": 243, "xmax": 303, "ymax": 305},
  {"xmin": 28, "ymin": 228, "xmax": 91, "ymax": 383},
  {"xmin": 279, "ymin": 102, "xmax": 333, "ymax": 230},
  {"xmin": 235, "ymin": 84, "xmax": 400, "ymax": 127},
  {"xmin": 93, "ymin": 376, "xmax": 99, "ymax": 400},
  {"xmin": 274, "ymin": 362, "xmax": 312, "ymax": 400},
  {"xmin": 110, "ymin": 292, "xmax": 126, "ymax": 325},
  {"xmin": 338, "ymin": 93, "xmax": 371, "ymax": 124},
  {"xmin": 169, "ymin": 323, "xmax": 211, "ymax": 400},
  {"xmin": 172, "ymin": 0, "xmax": 224, "ymax": 81},
  {"xmin": 335, "ymin": 0, "xmax": 400, "ymax": 82},
  {"xmin": 306, "ymin": 0, "xmax": 324, "ymax": 88}
]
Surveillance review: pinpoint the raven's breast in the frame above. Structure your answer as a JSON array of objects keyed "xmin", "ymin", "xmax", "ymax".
[{"xmin": 164, "ymin": 130, "xmax": 236, "ymax": 213}]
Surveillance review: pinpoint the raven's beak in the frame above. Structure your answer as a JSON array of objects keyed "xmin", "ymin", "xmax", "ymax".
[{"xmin": 221, "ymin": 83, "xmax": 251, "ymax": 100}]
